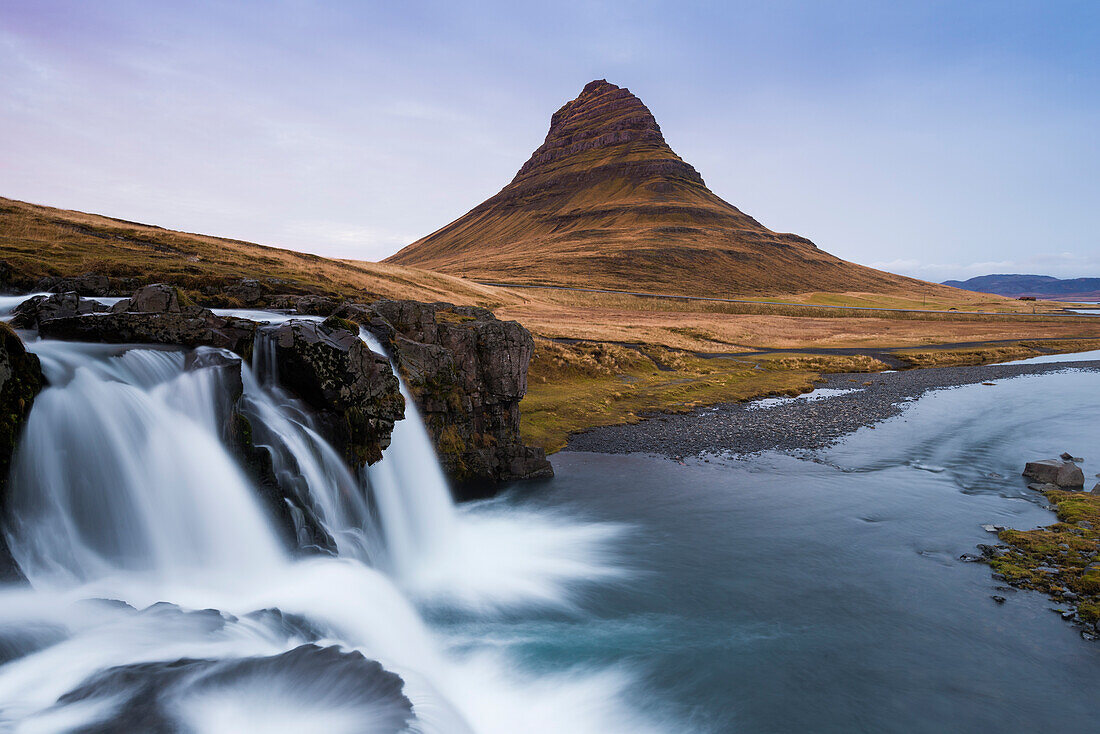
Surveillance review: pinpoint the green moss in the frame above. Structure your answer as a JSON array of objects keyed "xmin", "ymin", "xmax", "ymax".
[{"xmin": 984, "ymin": 490, "xmax": 1100, "ymax": 632}]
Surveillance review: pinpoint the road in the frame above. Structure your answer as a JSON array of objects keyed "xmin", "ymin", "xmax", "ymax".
[{"xmin": 477, "ymin": 281, "xmax": 1088, "ymax": 317}]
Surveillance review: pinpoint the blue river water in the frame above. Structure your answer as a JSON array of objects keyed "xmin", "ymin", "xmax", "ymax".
[{"xmin": 459, "ymin": 369, "xmax": 1100, "ymax": 732}]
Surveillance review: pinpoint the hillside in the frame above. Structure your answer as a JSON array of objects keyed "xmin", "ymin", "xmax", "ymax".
[
  {"xmin": 943, "ymin": 274, "xmax": 1100, "ymax": 301},
  {"xmin": 0, "ymin": 197, "xmax": 500, "ymax": 306},
  {"xmin": 387, "ymin": 79, "xmax": 960, "ymax": 299}
]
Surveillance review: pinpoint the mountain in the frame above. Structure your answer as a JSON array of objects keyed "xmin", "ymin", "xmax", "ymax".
[
  {"xmin": 942, "ymin": 274, "xmax": 1100, "ymax": 301},
  {"xmin": 387, "ymin": 79, "xmax": 944, "ymax": 297}
]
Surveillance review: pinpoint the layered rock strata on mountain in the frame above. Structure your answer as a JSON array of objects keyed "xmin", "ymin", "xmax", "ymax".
[
  {"xmin": 387, "ymin": 79, "xmax": 928, "ymax": 297},
  {"xmin": 337, "ymin": 299, "xmax": 553, "ymax": 493}
]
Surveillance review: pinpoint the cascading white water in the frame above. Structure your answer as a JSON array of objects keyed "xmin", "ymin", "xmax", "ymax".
[
  {"xmin": 0, "ymin": 311, "xmax": 652, "ymax": 733},
  {"xmin": 6, "ymin": 342, "xmax": 286, "ymax": 587},
  {"xmin": 359, "ymin": 329, "xmax": 458, "ymax": 580}
]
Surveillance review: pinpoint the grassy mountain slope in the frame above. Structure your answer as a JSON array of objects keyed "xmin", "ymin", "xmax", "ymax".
[{"xmin": 387, "ymin": 80, "xmax": 962, "ymax": 300}]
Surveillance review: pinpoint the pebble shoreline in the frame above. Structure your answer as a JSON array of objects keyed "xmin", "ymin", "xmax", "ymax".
[{"xmin": 565, "ymin": 358, "xmax": 1100, "ymax": 457}]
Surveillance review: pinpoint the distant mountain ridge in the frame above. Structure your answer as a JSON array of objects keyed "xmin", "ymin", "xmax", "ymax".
[
  {"xmin": 387, "ymin": 80, "xmax": 952, "ymax": 298},
  {"xmin": 942, "ymin": 274, "xmax": 1100, "ymax": 301}
]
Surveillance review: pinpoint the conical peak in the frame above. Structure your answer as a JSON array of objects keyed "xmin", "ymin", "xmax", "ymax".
[{"xmin": 514, "ymin": 79, "xmax": 670, "ymax": 181}]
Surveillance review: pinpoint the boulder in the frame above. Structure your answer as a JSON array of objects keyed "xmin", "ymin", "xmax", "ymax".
[
  {"xmin": 127, "ymin": 283, "xmax": 181, "ymax": 313},
  {"xmin": 1023, "ymin": 459, "xmax": 1085, "ymax": 489},
  {"xmin": 10, "ymin": 292, "xmax": 106, "ymax": 329},
  {"xmin": 294, "ymin": 295, "xmax": 339, "ymax": 316},
  {"xmin": 0, "ymin": 324, "xmax": 44, "ymax": 580},
  {"xmin": 1061, "ymin": 451, "xmax": 1084, "ymax": 462},
  {"xmin": 259, "ymin": 319, "xmax": 403, "ymax": 466},
  {"xmin": 35, "ymin": 272, "xmax": 111, "ymax": 296},
  {"xmin": 227, "ymin": 278, "xmax": 264, "ymax": 305},
  {"xmin": 338, "ymin": 299, "xmax": 553, "ymax": 492}
]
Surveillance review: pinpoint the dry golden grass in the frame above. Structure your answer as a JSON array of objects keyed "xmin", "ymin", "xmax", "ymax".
[
  {"xmin": 496, "ymin": 299, "xmax": 1100, "ymax": 354},
  {"xmin": 0, "ymin": 197, "xmax": 506, "ymax": 306}
]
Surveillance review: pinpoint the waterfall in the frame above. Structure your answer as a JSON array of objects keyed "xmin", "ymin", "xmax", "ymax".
[
  {"xmin": 360, "ymin": 329, "xmax": 457, "ymax": 580},
  {"xmin": 5, "ymin": 342, "xmax": 287, "ymax": 588},
  {"xmin": 0, "ymin": 309, "xmax": 643, "ymax": 733}
]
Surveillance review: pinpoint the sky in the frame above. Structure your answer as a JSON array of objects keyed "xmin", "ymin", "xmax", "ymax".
[{"xmin": 1, "ymin": 0, "xmax": 1097, "ymax": 281}]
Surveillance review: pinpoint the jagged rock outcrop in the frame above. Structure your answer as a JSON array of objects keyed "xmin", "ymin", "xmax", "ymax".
[
  {"xmin": 35, "ymin": 285, "xmax": 256, "ymax": 356},
  {"xmin": 339, "ymin": 299, "xmax": 553, "ymax": 493},
  {"xmin": 10, "ymin": 291, "xmax": 107, "ymax": 329},
  {"xmin": 387, "ymin": 79, "xmax": 940, "ymax": 298},
  {"xmin": 0, "ymin": 324, "xmax": 43, "ymax": 580},
  {"xmin": 259, "ymin": 319, "xmax": 404, "ymax": 467},
  {"xmin": 35, "ymin": 272, "xmax": 113, "ymax": 296}
]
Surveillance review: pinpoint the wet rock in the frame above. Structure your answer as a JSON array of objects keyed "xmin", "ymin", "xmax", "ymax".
[
  {"xmin": 38, "ymin": 288, "xmax": 256, "ymax": 355},
  {"xmin": 55, "ymin": 644, "xmax": 414, "ymax": 734},
  {"xmin": 959, "ymin": 553, "xmax": 983, "ymax": 563},
  {"xmin": 260, "ymin": 319, "xmax": 403, "ymax": 466},
  {"xmin": 1060, "ymin": 451, "xmax": 1084, "ymax": 462},
  {"xmin": 183, "ymin": 349, "xmax": 244, "ymax": 439},
  {"xmin": 0, "ymin": 324, "xmax": 43, "ymax": 581},
  {"xmin": 340, "ymin": 299, "xmax": 553, "ymax": 491},
  {"xmin": 10, "ymin": 291, "xmax": 106, "ymax": 329},
  {"xmin": 1023, "ymin": 459, "xmax": 1085, "ymax": 489},
  {"xmin": 992, "ymin": 595, "xmax": 1006, "ymax": 604}
]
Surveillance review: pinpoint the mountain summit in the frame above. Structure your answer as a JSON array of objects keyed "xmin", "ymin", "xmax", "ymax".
[{"xmin": 387, "ymin": 80, "xmax": 924, "ymax": 296}]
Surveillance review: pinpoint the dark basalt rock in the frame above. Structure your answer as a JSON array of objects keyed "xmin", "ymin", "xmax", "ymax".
[
  {"xmin": 38, "ymin": 284, "xmax": 256, "ymax": 356},
  {"xmin": 259, "ymin": 319, "xmax": 404, "ymax": 466},
  {"xmin": 112, "ymin": 283, "xmax": 182, "ymax": 313},
  {"xmin": 10, "ymin": 291, "xmax": 107, "ymax": 329},
  {"xmin": 339, "ymin": 299, "xmax": 553, "ymax": 491},
  {"xmin": 0, "ymin": 324, "xmax": 43, "ymax": 581},
  {"xmin": 226, "ymin": 278, "xmax": 265, "ymax": 305},
  {"xmin": 56, "ymin": 644, "xmax": 415, "ymax": 734},
  {"xmin": 35, "ymin": 272, "xmax": 112, "ymax": 296},
  {"xmin": 294, "ymin": 294, "xmax": 339, "ymax": 316}
]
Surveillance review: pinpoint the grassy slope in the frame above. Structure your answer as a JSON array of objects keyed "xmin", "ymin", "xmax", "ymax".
[{"xmin": 0, "ymin": 197, "xmax": 504, "ymax": 306}]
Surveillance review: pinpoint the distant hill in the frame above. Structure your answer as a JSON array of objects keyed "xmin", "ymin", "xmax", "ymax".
[
  {"xmin": 0, "ymin": 197, "xmax": 498, "ymax": 305},
  {"xmin": 942, "ymin": 274, "xmax": 1100, "ymax": 301},
  {"xmin": 387, "ymin": 79, "xmax": 955, "ymax": 298}
]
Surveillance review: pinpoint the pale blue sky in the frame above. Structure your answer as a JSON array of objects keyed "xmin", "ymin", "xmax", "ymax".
[{"xmin": 1, "ymin": 1, "xmax": 1097, "ymax": 279}]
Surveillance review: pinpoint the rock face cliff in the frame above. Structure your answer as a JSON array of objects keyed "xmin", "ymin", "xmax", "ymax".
[
  {"xmin": 336, "ymin": 299, "xmax": 553, "ymax": 495},
  {"xmin": 387, "ymin": 79, "xmax": 938, "ymax": 297},
  {"xmin": 12, "ymin": 286, "xmax": 550, "ymax": 496}
]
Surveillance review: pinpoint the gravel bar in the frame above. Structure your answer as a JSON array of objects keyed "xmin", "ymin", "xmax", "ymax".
[{"xmin": 564, "ymin": 358, "xmax": 1100, "ymax": 457}]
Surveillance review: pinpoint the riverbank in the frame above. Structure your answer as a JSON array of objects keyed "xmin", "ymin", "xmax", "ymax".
[{"xmin": 564, "ymin": 355, "xmax": 1100, "ymax": 457}]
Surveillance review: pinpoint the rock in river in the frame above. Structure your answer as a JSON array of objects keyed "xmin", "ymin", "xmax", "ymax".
[{"xmin": 1023, "ymin": 459, "xmax": 1085, "ymax": 489}]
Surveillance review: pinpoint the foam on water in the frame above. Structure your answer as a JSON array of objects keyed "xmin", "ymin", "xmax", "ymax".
[{"xmin": 0, "ymin": 310, "xmax": 649, "ymax": 732}]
